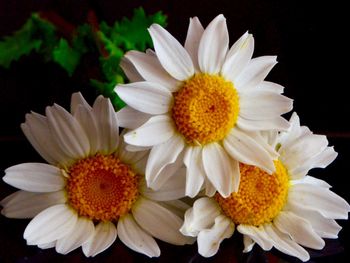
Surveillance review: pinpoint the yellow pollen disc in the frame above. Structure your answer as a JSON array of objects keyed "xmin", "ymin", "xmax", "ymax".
[
  {"xmin": 66, "ymin": 154, "xmax": 139, "ymax": 221},
  {"xmin": 172, "ymin": 73, "xmax": 239, "ymax": 145},
  {"xmin": 215, "ymin": 161, "xmax": 289, "ymax": 226}
]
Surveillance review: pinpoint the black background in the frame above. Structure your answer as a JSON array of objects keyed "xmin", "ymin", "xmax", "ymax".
[{"xmin": 0, "ymin": 0, "xmax": 349, "ymax": 262}]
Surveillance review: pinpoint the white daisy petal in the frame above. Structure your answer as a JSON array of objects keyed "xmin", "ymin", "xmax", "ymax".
[
  {"xmin": 281, "ymin": 134, "xmax": 329, "ymax": 176},
  {"xmin": 226, "ymin": 31, "xmax": 249, "ymax": 56},
  {"xmin": 149, "ymin": 154, "xmax": 185, "ymax": 192},
  {"xmin": 117, "ymin": 214, "xmax": 160, "ymax": 257},
  {"xmin": 146, "ymin": 133, "xmax": 184, "ymax": 185},
  {"xmin": 240, "ymin": 90, "xmax": 293, "ymax": 120},
  {"xmin": 117, "ymin": 135, "xmax": 149, "ymax": 165},
  {"xmin": 125, "ymin": 144, "xmax": 151, "ymax": 152},
  {"xmin": 184, "ymin": 146, "xmax": 205, "ymax": 198},
  {"xmin": 274, "ymin": 211, "xmax": 325, "ymax": 249},
  {"xmin": 278, "ymin": 112, "xmax": 304, "ymax": 147},
  {"xmin": 131, "ymin": 154, "xmax": 148, "ymax": 175},
  {"xmin": 38, "ymin": 241, "xmax": 56, "ymax": 249},
  {"xmin": 82, "ymin": 221, "xmax": 117, "ymax": 257},
  {"xmin": 46, "ymin": 104, "xmax": 90, "ymax": 159},
  {"xmin": 116, "ymin": 106, "xmax": 151, "ymax": 130},
  {"xmin": 24, "ymin": 204, "xmax": 77, "ymax": 245},
  {"xmin": 21, "ymin": 123, "xmax": 55, "ymax": 165},
  {"xmin": 116, "ymin": 82, "xmax": 173, "ymax": 115},
  {"xmin": 289, "ymin": 147, "xmax": 337, "ymax": 179},
  {"xmin": 237, "ymin": 225, "xmax": 273, "ymax": 251},
  {"xmin": 309, "ymin": 146, "xmax": 338, "ymax": 169},
  {"xmin": 92, "ymin": 96, "xmax": 119, "ymax": 154},
  {"xmin": 184, "ymin": 17, "xmax": 204, "ymax": 72},
  {"xmin": 198, "ymin": 14, "xmax": 229, "ymax": 74},
  {"xmin": 264, "ymin": 224, "xmax": 310, "ymax": 262},
  {"xmin": 1, "ymin": 190, "xmax": 66, "ymax": 219},
  {"xmin": 204, "ymin": 177, "xmax": 217, "ymax": 197},
  {"xmin": 21, "ymin": 113, "xmax": 70, "ymax": 165},
  {"xmin": 3, "ymin": 163, "xmax": 65, "ymax": 192},
  {"xmin": 221, "ymin": 32, "xmax": 254, "ymax": 82},
  {"xmin": 224, "ymin": 129, "xmax": 275, "ymax": 174},
  {"xmin": 259, "ymin": 81, "xmax": 284, "ymax": 93},
  {"xmin": 180, "ymin": 197, "xmax": 221, "ymax": 237},
  {"xmin": 235, "ymin": 56, "xmax": 277, "ymax": 89},
  {"xmin": 292, "ymin": 175, "xmax": 331, "ymax": 188},
  {"xmin": 124, "ymin": 51, "xmax": 179, "ymax": 92},
  {"xmin": 141, "ymin": 168, "xmax": 186, "ymax": 201},
  {"xmin": 158, "ymin": 200, "xmax": 191, "ymax": 219},
  {"xmin": 252, "ymin": 131, "xmax": 279, "ymax": 159},
  {"xmin": 197, "ymin": 215, "xmax": 235, "ymax": 257},
  {"xmin": 286, "ymin": 202, "xmax": 342, "ymax": 239},
  {"xmin": 238, "ymin": 116, "xmax": 290, "ymax": 131},
  {"xmin": 56, "ymin": 217, "xmax": 94, "ymax": 255},
  {"xmin": 74, "ymin": 104, "xmax": 100, "ymax": 155},
  {"xmin": 203, "ymin": 142, "xmax": 239, "ymax": 197},
  {"xmin": 243, "ymin": 235, "xmax": 255, "ymax": 253},
  {"xmin": 288, "ymin": 184, "xmax": 350, "ymax": 219},
  {"xmin": 132, "ymin": 197, "xmax": 191, "ymax": 245},
  {"xmin": 148, "ymin": 24, "xmax": 194, "ymax": 80},
  {"xmin": 260, "ymin": 130, "xmax": 279, "ymax": 148},
  {"xmin": 230, "ymin": 159, "xmax": 241, "ymax": 193},
  {"xmin": 70, "ymin": 92, "xmax": 92, "ymax": 115},
  {"xmin": 120, "ymin": 56, "xmax": 144, "ymax": 82},
  {"xmin": 124, "ymin": 115, "xmax": 175, "ymax": 147}
]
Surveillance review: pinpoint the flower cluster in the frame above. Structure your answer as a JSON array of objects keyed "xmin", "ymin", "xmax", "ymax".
[{"xmin": 1, "ymin": 14, "xmax": 349, "ymax": 262}]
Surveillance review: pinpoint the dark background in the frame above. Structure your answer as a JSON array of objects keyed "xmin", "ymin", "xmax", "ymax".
[{"xmin": 0, "ymin": 0, "xmax": 349, "ymax": 262}]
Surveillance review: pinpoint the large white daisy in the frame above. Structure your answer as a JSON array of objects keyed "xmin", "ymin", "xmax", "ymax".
[
  {"xmin": 115, "ymin": 14, "xmax": 293, "ymax": 198},
  {"xmin": 1, "ymin": 93, "xmax": 193, "ymax": 257},
  {"xmin": 180, "ymin": 112, "xmax": 350, "ymax": 261}
]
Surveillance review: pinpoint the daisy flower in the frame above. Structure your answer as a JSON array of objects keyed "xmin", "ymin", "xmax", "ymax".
[
  {"xmin": 1, "ymin": 93, "xmax": 192, "ymax": 257},
  {"xmin": 115, "ymin": 14, "xmax": 293, "ymax": 198},
  {"xmin": 180, "ymin": 112, "xmax": 350, "ymax": 261}
]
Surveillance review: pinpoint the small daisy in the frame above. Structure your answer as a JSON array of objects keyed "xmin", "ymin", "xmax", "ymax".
[
  {"xmin": 1, "ymin": 93, "xmax": 192, "ymax": 257},
  {"xmin": 180, "ymin": 112, "xmax": 350, "ymax": 261},
  {"xmin": 115, "ymin": 14, "xmax": 293, "ymax": 198}
]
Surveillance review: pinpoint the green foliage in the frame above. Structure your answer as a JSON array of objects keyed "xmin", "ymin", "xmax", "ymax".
[
  {"xmin": 0, "ymin": 15, "xmax": 43, "ymax": 67},
  {"xmin": 107, "ymin": 7, "xmax": 167, "ymax": 51},
  {"xmin": 92, "ymin": 7, "xmax": 167, "ymax": 109},
  {"xmin": 73, "ymin": 24, "xmax": 93, "ymax": 54},
  {"xmin": 31, "ymin": 14, "xmax": 57, "ymax": 60},
  {"xmin": 52, "ymin": 39, "xmax": 81, "ymax": 76},
  {"xmin": 0, "ymin": 8, "xmax": 167, "ymax": 109}
]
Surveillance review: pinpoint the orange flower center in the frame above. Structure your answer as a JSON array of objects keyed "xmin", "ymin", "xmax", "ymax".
[
  {"xmin": 215, "ymin": 161, "xmax": 289, "ymax": 226},
  {"xmin": 172, "ymin": 73, "xmax": 239, "ymax": 145},
  {"xmin": 66, "ymin": 154, "xmax": 139, "ymax": 221}
]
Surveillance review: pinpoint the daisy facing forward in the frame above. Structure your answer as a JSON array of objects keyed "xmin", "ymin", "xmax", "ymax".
[
  {"xmin": 1, "ymin": 93, "xmax": 192, "ymax": 257},
  {"xmin": 115, "ymin": 14, "xmax": 293, "ymax": 198},
  {"xmin": 180, "ymin": 113, "xmax": 350, "ymax": 261}
]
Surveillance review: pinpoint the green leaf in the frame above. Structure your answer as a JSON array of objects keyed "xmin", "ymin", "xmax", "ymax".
[
  {"xmin": 97, "ymin": 8, "xmax": 167, "ymax": 86},
  {"xmin": 0, "ymin": 17, "xmax": 42, "ymax": 68},
  {"xmin": 98, "ymin": 31, "xmax": 124, "ymax": 58},
  {"xmin": 52, "ymin": 38, "xmax": 81, "ymax": 76},
  {"xmin": 0, "ymin": 13, "xmax": 59, "ymax": 68},
  {"xmin": 51, "ymin": 24, "xmax": 92, "ymax": 76},
  {"xmin": 110, "ymin": 7, "xmax": 167, "ymax": 51},
  {"xmin": 100, "ymin": 55, "xmax": 123, "ymax": 82},
  {"xmin": 72, "ymin": 24, "xmax": 95, "ymax": 54},
  {"xmin": 0, "ymin": 8, "xmax": 167, "ymax": 110},
  {"xmin": 31, "ymin": 14, "xmax": 57, "ymax": 60}
]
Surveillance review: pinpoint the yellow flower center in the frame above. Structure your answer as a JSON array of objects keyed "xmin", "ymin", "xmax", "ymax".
[
  {"xmin": 172, "ymin": 73, "xmax": 239, "ymax": 145},
  {"xmin": 215, "ymin": 161, "xmax": 289, "ymax": 226},
  {"xmin": 66, "ymin": 154, "xmax": 139, "ymax": 221}
]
